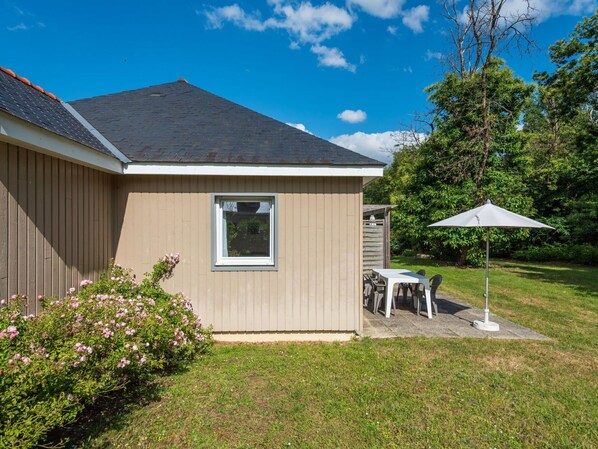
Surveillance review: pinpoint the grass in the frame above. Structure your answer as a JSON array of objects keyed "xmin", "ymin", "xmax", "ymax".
[{"xmin": 63, "ymin": 258, "xmax": 597, "ymax": 449}]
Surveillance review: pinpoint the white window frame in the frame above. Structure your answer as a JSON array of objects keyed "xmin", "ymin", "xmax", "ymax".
[{"xmin": 212, "ymin": 193, "xmax": 278, "ymax": 271}]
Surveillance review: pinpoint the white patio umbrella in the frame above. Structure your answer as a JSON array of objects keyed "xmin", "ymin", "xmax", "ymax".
[{"xmin": 428, "ymin": 200, "xmax": 553, "ymax": 331}]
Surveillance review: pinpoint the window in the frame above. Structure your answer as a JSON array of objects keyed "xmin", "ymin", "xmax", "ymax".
[{"xmin": 212, "ymin": 194, "xmax": 277, "ymax": 270}]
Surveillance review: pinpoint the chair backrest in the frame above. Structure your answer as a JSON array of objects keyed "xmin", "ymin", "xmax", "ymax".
[
  {"xmin": 416, "ymin": 269, "xmax": 426, "ymax": 276},
  {"xmin": 429, "ymin": 274, "xmax": 443, "ymax": 293}
]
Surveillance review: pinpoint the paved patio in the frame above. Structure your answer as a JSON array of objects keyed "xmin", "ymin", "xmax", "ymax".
[{"xmin": 362, "ymin": 293, "xmax": 548, "ymax": 340}]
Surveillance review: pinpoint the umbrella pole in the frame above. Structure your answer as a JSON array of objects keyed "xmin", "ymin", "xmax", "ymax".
[
  {"xmin": 473, "ymin": 227, "xmax": 500, "ymax": 331},
  {"xmin": 484, "ymin": 228, "xmax": 490, "ymax": 324}
]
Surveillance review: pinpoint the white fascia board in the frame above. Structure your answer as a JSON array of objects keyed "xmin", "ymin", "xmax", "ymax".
[
  {"xmin": 62, "ymin": 102, "xmax": 131, "ymax": 163},
  {"xmin": 0, "ymin": 111, "xmax": 123, "ymax": 174},
  {"xmin": 124, "ymin": 163, "xmax": 383, "ymax": 182}
]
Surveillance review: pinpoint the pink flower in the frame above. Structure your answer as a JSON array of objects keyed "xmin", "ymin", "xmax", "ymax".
[
  {"xmin": 2, "ymin": 325, "xmax": 20, "ymax": 340},
  {"xmin": 22, "ymin": 356, "xmax": 31, "ymax": 364},
  {"xmin": 116, "ymin": 358, "xmax": 131, "ymax": 368},
  {"xmin": 68, "ymin": 287, "xmax": 76, "ymax": 294},
  {"xmin": 80, "ymin": 279, "xmax": 93, "ymax": 287}
]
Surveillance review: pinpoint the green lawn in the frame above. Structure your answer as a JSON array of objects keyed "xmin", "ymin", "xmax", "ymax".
[{"xmin": 67, "ymin": 258, "xmax": 597, "ymax": 449}]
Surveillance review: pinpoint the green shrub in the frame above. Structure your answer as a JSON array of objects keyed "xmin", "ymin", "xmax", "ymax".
[
  {"xmin": 512, "ymin": 244, "xmax": 598, "ymax": 265},
  {"xmin": 402, "ymin": 249, "xmax": 417, "ymax": 257},
  {"xmin": 0, "ymin": 254, "xmax": 212, "ymax": 448}
]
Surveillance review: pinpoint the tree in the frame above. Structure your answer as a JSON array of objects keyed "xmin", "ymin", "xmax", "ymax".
[
  {"xmin": 440, "ymin": 0, "xmax": 534, "ymax": 194},
  {"xmin": 524, "ymin": 11, "xmax": 598, "ymax": 245},
  {"xmin": 414, "ymin": 61, "xmax": 534, "ymax": 264}
]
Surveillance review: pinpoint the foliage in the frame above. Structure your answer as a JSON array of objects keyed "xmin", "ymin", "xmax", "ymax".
[
  {"xmin": 372, "ymin": 60, "xmax": 535, "ymax": 265},
  {"xmin": 0, "ymin": 255, "xmax": 212, "ymax": 449},
  {"xmin": 512, "ymin": 243, "xmax": 598, "ymax": 265},
  {"xmin": 368, "ymin": 12, "xmax": 597, "ymax": 264},
  {"xmin": 524, "ymin": 11, "xmax": 598, "ymax": 247}
]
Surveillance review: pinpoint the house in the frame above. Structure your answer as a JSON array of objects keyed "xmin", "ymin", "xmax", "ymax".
[{"xmin": 0, "ymin": 67, "xmax": 384, "ymax": 340}]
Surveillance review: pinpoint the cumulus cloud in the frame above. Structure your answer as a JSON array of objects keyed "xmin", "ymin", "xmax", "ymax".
[
  {"xmin": 204, "ymin": 1, "xmax": 356, "ymax": 71},
  {"xmin": 425, "ymin": 49, "xmax": 442, "ymax": 61},
  {"xmin": 457, "ymin": 0, "xmax": 596, "ymax": 25},
  {"xmin": 204, "ymin": 4, "xmax": 267, "ymax": 31},
  {"xmin": 337, "ymin": 109, "xmax": 367, "ymax": 123},
  {"xmin": 347, "ymin": 0, "xmax": 404, "ymax": 18},
  {"xmin": 401, "ymin": 5, "xmax": 429, "ymax": 33},
  {"xmin": 203, "ymin": 0, "xmax": 435, "ymax": 71},
  {"xmin": 204, "ymin": 1, "xmax": 354, "ymax": 44},
  {"xmin": 330, "ymin": 130, "xmax": 426, "ymax": 164},
  {"xmin": 347, "ymin": 0, "xmax": 430, "ymax": 31},
  {"xmin": 508, "ymin": 0, "xmax": 596, "ymax": 22},
  {"xmin": 311, "ymin": 45, "xmax": 356, "ymax": 71},
  {"xmin": 286, "ymin": 122, "xmax": 313, "ymax": 134},
  {"xmin": 6, "ymin": 22, "xmax": 28, "ymax": 31}
]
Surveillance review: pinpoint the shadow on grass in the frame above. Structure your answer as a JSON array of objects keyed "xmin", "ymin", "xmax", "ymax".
[
  {"xmin": 44, "ymin": 365, "xmax": 192, "ymax": 449},
  {"xmin": 498, "ymin": 261, "xmax": 598, "ymax": 300},
  {"xmin": 393, "ymin": 256, "xmax": 598, "ymax": 300}
]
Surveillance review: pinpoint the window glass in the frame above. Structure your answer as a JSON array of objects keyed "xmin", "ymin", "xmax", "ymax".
[{"xmin": 221, "ymin": 200, "xmax": 271, "ymax": 258}]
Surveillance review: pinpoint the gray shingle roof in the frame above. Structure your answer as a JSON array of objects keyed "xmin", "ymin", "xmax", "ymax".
[
  {"xmin": 0, "ymin": 69, "xmax": 113, "ymax": 157},
  {"xmin": 70, "ymin": 81, "xmax": 384, "ymax": 166}
]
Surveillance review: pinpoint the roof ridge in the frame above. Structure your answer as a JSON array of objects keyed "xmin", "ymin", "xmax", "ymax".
[
  {"xmin": 71, "ymin": 80, "xmax": 185, "ymax": 103},
  {"xmin": 0, "ymin": 66, "xmax": 61, "ymax": 102}
]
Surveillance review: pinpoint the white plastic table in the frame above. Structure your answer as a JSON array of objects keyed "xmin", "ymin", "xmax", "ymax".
[{"xmin": 372, "ymin": 268, "xmax": 433, "ymax": 319}]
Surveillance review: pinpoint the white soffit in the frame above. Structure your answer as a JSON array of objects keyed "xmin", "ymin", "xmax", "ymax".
[
  {"xmin": 0, "ymin": 111, "xmax": 123, "ymax": 174},
  {"xmin": 124, "ymin": 163, "xmax": 383, "ymax": 182}
]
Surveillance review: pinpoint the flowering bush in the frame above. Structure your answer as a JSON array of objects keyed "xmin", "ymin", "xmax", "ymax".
[{"xmin": 0, "ymin": 255, "xmax": 211, "ymax": 449}]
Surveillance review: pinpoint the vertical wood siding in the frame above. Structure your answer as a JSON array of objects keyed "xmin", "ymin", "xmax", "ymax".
[
  {"xmin": 0, "ymin": 141, "xmax": 113, "ymax": 310},
  {"xmin": 114, "ymin": 176, "xmax": 363, "ymax": 332}
]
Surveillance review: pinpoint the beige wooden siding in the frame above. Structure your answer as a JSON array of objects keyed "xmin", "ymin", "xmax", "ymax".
[
  {"xmin": 114, "ymin": 175, "xmax": 363, "ymax": 333},
  {"xmin": 0, "ymin": 141, "xmax": 114, "ymax": 311}
]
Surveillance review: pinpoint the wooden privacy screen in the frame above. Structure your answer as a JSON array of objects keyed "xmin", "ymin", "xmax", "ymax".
[{"xmin": 363, "ymin": 220, "xmax": 385, "ymax": 271}]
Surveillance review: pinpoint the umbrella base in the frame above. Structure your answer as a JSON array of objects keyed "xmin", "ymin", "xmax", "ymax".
[{"xmin": 473, "ymin": 320, "xmax": 500, "ymax": 332}]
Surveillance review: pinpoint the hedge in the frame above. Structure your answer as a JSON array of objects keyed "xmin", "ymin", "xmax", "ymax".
[{"xmin": 512, "ymin": 244, "xmax": 598, "ymax": 265}]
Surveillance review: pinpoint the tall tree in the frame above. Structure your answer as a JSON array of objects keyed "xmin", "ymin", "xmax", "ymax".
[
  {"xmin": 525, "ymin": 11, "xmax": 598, "ymax": 244},
  {"xmin": 440, "ymin": 0, "xmax": 534, "ymax": 195}
]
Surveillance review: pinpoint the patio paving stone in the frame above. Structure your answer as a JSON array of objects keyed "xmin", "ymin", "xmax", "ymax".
[{"xmin": 362, "ymin": 292, "xmax": 548, "ymax": 340}]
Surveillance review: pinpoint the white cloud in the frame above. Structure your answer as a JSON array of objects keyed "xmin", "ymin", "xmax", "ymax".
[
  {"xmin": 401, "ymin": 4, "xmax": 429, "ymax": 33},
  {"xmin": 347, "ymin": 0, "xmax": 404, "ymax": 19},
  {"xmin": 311, "ymin": 45, "xmax": 356, "ymax": 72},
  {"xmin": 204, "ymin": 2, "xmax": 357, "ymax": 71},
  {"xmin": 6, "ymin": 22, "xmax": 28, "ymax": 31},
  {"xmin": 458, "ymin": 0, "xmax": 596, "ymax": 25},
  {"xmin": 286, "ymin": 122, "xmax": 313, "ymax": 134},
  {"xmin": 337, "ymin": 109, "xmax": 367, "ymax": 123},
  {"xmin": 266, "ymin": 1, "xmax": 354, "ymax": 44},
  {"xmin": 387, "ymin": 25, "xmax": 398, "ymax": 35},
  {"xmin": 204, "ymin": 4, "xmax": 267, "ymax": 31},
  {"xmin": 348, "ymin": 0, "xmax": 430, "ymax": 31},
  {"xmin": 425, "ymin": 49, "xmax": 442, "ymax": 61},
  {"xmin": 205, "ymin": 2, "xmax": 354, "ymax": 44},
  {"xmin": 330, "ymin": 130, "xmax": 426, "ymax": 163},
  {"xmin": 403, "ymin": 65, "xmax": 413, "ymax": 73}
]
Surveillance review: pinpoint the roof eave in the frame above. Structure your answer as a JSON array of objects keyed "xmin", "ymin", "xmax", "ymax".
[
  {"xmin": 123, "ymin": 162, "xmax": 383, "ymax": 185},
  {"xmin": 0, "ymin": 111, "xmax": 123, "ymax": 174}
]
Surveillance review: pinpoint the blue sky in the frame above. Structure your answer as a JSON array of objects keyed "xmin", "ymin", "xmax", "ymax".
[{"xmin": 1, "ymin": 0, "xmax": 595, "ymax": 162}]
